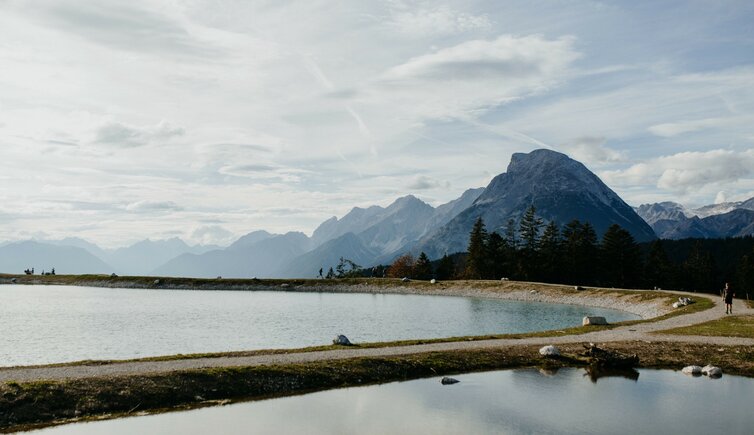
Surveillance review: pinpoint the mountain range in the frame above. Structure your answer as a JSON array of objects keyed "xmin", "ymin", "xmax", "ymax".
[
  {"xmin": 2, "ymin": 149, "xmax": 752, "ymax": 278},
  {"xmin": 635, "ymin": 198, "xmax": 754, "ymax": 239}
]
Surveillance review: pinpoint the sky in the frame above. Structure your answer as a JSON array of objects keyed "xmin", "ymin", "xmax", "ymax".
[{"xmin": 1, "ymin": 0, "xmax": 753, "ymax": 248}]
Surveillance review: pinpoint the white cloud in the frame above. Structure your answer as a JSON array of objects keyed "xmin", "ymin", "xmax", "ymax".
[
  {"xmin": 125, "ymin": 200, "xmax": 183, "ymax": 213},
  {"xmin": 94, "ymin": 120, "xmax": 185, "ymax": 147},
  {"xmin": 386, "ymin": 1, "xmax": 492, "ymax": 37},
  {"xmin": 348, "ymin": 34, "xmax": 580, "ymax": 121},
  {"xmin": 601, "ymin": 149, "xmax": 754, "ymax": 195},
  {"xmin": 190, "ymin": 225, "xmax": 235, "ymax": 246},
  {"xmin": 559, "ymin": 136, "xmax": 625, "ymax": 165},
  {"xmin": 407, "ymin": 175, "xmax": 449, "ymax": 190}
]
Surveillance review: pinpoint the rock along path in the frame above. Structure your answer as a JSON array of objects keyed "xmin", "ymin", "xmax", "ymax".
[{"xmin": 1, "ymin": 292, "xmax": 752, "ymax": 383}]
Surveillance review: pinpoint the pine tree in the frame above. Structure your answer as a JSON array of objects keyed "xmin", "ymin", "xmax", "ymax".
[
  {"xmin": 644, "ymin": 240, "xmax": 672, "ymax": 289},
  {"xmin": 539, "ymin": 221, "xmax": 562, "ymax": 283},
  {"xmin": 435, "ymin": 254, "xmax": 456, "ymax": 280},
  {"xmin": 487, "ymin": 231, "xmax": 506, "ymax": 279},
  {"xmin": 562, "ymin": 220, "xmax": 598, "ymax": 285},
  {"xmin": 735, "ymin": 248, "xmax": 754, "ymax": 300},
  {"xmin": 414, "ymin": 252, "xmax": 433, "ymax": 280},
  {"xmin": 466, "ymin": 217, "xmax": 489, "ymax": 279},
  {"xmin": 600, "ymin": 224, "xmax": 641, "ymax": 288},
  {"xmin": 518, "ymin": 205, "xmax": 543, "ymax": 280},
  {"xmin": 682, "ymin": 242, "xmax": 715, "ymax": 292}
]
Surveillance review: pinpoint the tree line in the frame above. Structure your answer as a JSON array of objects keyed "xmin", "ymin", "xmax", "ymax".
[{"xmin": 377, "ymin": 205, "xmax": 754, "ymax": 299}]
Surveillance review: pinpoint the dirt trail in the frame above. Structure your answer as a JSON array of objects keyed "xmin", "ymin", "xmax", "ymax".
[{"xmin": 1, "ymin": 293, "xmax": 751, "ymax": 383}]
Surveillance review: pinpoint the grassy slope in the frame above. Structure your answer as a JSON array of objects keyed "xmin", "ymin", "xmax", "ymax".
[{"xmin": 657, "ymin": 315, "xmax": 754, "ymax": 339}]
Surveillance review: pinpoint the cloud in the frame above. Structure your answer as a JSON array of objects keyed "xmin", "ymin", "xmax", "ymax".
[
  {"xmin": 28, "ymin": 1, "xmax": 220, "ymax": 58},
  {"xmin": 385, "ymin": 1, "xmax": 492, "ymax": 37},
  {"xmin": 601, "ymin": 149, "xmax": 754, "ymax": 194},
  {"xmin": 190, "ymin": 225, "xmax": 234, "ymax": 246},
  {"xmin": 94, "ymin": 120, "xmax": 184, "ymax": 147},
  {"xmin": 648, "ymin": 117, "xmax": 733, "ymax": 137},
  {"xmin": 408, "ymin": 175, "xmax": 449, "ymax": 190},
  {"xmin": 218, "ymin": 164, "xmax": 310, "ymax": 183},
  {"xmin": 559, "ymin": 136, "xmax": 625, "ymax": 164},
  {"xmin": 125, "ymin": 200, "xmax": 183, "ymax": 213},
  {"xmin": 347, "ymin": 34, "xmax": 580, "ymax": 121}
]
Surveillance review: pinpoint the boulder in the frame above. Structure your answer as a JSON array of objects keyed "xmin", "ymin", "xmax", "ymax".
[
  {"xmin": 110, "ymin": 273, "xmax": 118, "ymax": 278},
  {"xmin": 582, "ymin": 316, "xmax": 608, "ymax": 326},
  {"xmin": 10, "ymin": 278, "xmax": 17, "ymax": 283},
  {"xmin": 500, "ymin": 277, "xmax": 509, "ymax": 281},
  {"xmin": 682, "ymin": 365, "xmax": 702, "ymax": 375},
  {"xmin": 333, "ymin": 334, "xmax": 352, "ymax": 346},
  {"xmin": 153, "ymin": 279, "xmax": 161, "ymax": 285},
  {"xmin": 401, "ymin": 277, "xmax": 410, "ymax": 282},
  {"xmin": 672, "ymin": 302, "xmax": 681, "ymax": 309},
  {"xmin": 440, "ymin": 377, "xmax": 459, "ymax": 385},
  {"xmin": 702, "ymin": 365, "xmax": 722, "ymax": 377},
  {"xmin": 575, "ymin": 286, "xmax": 585, "ymax": 291},
  {"xmin": 280, "ymin": 283, "xmax": 290, "ymax": 288},
  {"xmin": 430, "ymin": 279, "xmax": 436, "ymax": 284},
  {"xmin": 539, "ymin": 345, "xmax": 560, "ymax": 357}
]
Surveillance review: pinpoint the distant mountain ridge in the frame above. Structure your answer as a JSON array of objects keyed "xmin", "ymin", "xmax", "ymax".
[
  {"xmin": 4, "ymin": 149, "xmax": 752, "ymax": 278},
  {"xmin": 635, "ymin": 197, "xmax": 754, "ymax": 239}
]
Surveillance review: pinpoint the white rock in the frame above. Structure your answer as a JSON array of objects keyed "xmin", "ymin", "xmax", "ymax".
[
  {"xmin": 539, "ymin": 345, "xmax": 560, "ymax": 357},
  {"xmin": 153, "ymin": 279, "xmax": 160, "ymax": 285},
  {"xmin": 682, "ymin": 365, "xmax": 702, "ymax": 375},
  {"xmin": 280, "ymin": 283, "xmax": 290, "ymax": 288},
  {"xmin": 333, "ymin": 334, "xmax": 352, "ymax": 346},
  {"xmin": 401, "ymin": 277, "xmax": 410, "ymax": 282},
  {"xmin": 672, "ymin": 302, "xmax": 681, "ymax": 309},
  {"xmin": 702, "ymin": 365, "xmax": 722, "ymax": 377},
  {"xmin": 430, "ymin": 279, "xmax": 436, "ymax": 284},
  {"xmin": 582, "ymin": 316, "xmax": 608, "ymax": 326}
]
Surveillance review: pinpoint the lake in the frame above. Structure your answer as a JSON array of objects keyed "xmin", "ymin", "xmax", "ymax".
[
  {"xmin": 0, "ymin": 284, "xmax": 638, "ymax": 366},
  {"xmin": 28, "ymin": 367, "xmax": 754, "ymax": 434}
]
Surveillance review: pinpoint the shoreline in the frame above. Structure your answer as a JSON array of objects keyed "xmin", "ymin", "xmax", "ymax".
[{"xmin": 0, "ymin": 274, "xmax": 673, "ymax": 319}]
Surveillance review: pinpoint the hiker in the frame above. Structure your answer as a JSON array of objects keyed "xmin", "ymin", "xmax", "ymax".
[{"xmin": 722, "ymin": 282, "xmax": 735, "ymax": 314}]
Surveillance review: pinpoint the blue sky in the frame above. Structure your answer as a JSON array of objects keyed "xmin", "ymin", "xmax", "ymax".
[{"xmin": 1, "ymin": 0, "xmax": 753, "ymax": 247}]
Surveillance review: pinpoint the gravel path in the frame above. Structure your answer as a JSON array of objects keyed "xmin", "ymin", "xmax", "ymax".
[{"xmin": 1, "ymin": 292, "xmax": 751, "ymax": 383}]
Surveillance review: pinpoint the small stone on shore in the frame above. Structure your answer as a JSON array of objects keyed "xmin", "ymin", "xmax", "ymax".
[
  {"xmin": 582, "ymin": 316, "xmax": 608, "ymax": 326},
  {"xmin": 333, "ymin": 334, "xmax": 352, "ymax": 346},
  {"xmin": 539, "ymin": 345, "xmax": 560, "ymax": 357},
  {"xmin": 682, "ymin": 365, "xmax": 702, "ymax": 375}
]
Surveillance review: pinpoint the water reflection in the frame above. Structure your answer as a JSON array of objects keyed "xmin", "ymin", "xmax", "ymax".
[{"xmin": 30, "ymin": 368, "xmax": 754, "ymax": 435}]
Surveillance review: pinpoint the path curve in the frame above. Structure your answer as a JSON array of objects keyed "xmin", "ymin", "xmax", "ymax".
[{"xmin": 1, "ymin": 293, "xmax": 751, "ymax": 383}]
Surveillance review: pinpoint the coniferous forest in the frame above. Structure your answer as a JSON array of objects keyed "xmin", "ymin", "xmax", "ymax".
[{"xmin": 375, "ymin": 206, "xmax": 754, "ymax": 300}]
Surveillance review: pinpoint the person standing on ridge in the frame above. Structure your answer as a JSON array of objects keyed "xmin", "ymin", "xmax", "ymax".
[{"xmin": 722, "ymin": 282, "xmax": 735, "ymax": 314}]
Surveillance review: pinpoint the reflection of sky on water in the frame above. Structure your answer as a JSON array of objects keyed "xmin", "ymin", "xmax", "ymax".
[
  {"xmin": 31, "ymin": 368, "xmax": 754, "ymax": 435},
  {"xmin": 0, "ymin": 285, "xmax": 637, "ymax": 366}
]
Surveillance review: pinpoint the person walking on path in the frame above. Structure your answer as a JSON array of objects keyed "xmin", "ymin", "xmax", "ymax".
[{"xmin": 723, "ymin": 282, "xmax": 735, "ymax": 314}]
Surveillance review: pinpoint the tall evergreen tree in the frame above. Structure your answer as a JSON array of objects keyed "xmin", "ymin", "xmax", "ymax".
[
  {"xmin": 562, "ymin": 220, "xmax": 599, "ymax": 285},
  {"xmin": 644, "ymin": 239, "xmax": 672, "ymax": 289},
  {"xmin": 682, "ymin": 241, "xmax": 716, "ymax": 292},
  {"xmin": 518, "ymin": 205, "xmax": 543, "ymax": 279},
  {"xmin": 539, "ymin": 221, "xmax": 562, "ymax": 283},
  {"xmin": 487, "ymin": 231, "xmax": 506, "ymax": 279},
  {"xmin": 735, "ymin": 248, "xmax": 754, "ymax": 300},
  {"xmin": 435, "ymin": 254, "xmax": 456, "ymax": 280},
  {"xmin": 414, "ymin": 252, "xmax": 433, "ymax": 280},
  {"xmin": 466, "ymin": 217, "xmax": 489, "ymax": 279},
  {"xmin": 600, "ymin": 224, "xmax": 641, "ymax": 288}
]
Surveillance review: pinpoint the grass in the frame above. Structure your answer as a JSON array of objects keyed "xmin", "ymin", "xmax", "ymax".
[{"xmin": 657, "ymin": 314, "xmax": 754, "ymax": 339}]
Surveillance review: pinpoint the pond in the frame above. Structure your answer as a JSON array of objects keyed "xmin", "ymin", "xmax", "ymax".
[
  {"xmin": 0, "ymin": 285, "xmax": 637, "ymax": 366},
  {"xmin": 28, "ymin": 368, "xmax": 753, "ymax": 434}
]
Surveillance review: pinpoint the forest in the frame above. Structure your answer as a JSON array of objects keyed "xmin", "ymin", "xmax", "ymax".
[{"xmin": 371, "ymin": 206, "xmax": 754, "ymax": 300}]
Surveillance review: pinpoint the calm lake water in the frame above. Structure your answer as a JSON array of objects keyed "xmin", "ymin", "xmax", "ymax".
[
  {"xmin": 0, "ymin": 285, "xmax": 638, "ymax": 366},
  {"xmin": 29, "ymin": 368, "xmax": 754, "ymax": 435}
]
